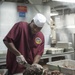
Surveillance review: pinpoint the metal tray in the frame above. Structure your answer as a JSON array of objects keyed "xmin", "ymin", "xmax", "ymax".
[{"xmin": 47, "ymin": 59, "xmax": 75, "ymax": 75}]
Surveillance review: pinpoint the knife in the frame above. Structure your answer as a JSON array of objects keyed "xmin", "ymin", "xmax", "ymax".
[
  {"xmin": 23, "ymin": 62, "xmax": 31, "ymax": 68},
  {"xmin": 57, "ymin": 65, "xmax": 61, "ymax": 72}
]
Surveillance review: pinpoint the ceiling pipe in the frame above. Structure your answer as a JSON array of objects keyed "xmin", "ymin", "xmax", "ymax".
[
  {"xmin": 2, "ymin": 0, "xmax": 4, "ymax": 1},
  {"xmin": 28, "ymin": 0, "xmax": 33, "ymax": 4},
  {"xmin": 51, "ymin": 7, "xmax": 70, "ymax": 11}
]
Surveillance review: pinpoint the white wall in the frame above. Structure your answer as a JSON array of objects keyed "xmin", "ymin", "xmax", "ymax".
[{"xmin": 0, "ymin": 2, "xmax": 51, "ymax": 52}]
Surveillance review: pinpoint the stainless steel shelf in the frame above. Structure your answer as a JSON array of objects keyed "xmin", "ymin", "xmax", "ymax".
[{"xmin": 41, "ymin": 51, "xmax": 74, "ymax": 61}]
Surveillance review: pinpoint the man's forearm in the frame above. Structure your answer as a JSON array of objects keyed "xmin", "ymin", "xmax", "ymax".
[
  {"xmin": 4, "ymin": 41, "xmax": 21, "ymax": 56},
  {"xmin": 33, "ymin": 55, "xmax": 41, "ymax": 64}
]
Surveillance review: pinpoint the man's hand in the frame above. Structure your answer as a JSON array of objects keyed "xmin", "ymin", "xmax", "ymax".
[
  {"xmin": 32, "ymin": 63, "xmax": 43, "ymax": 70},
  {"xmin": 16, "ymin": 55, "xmax": 27, "ymax": 65},
  {"xmin": 23, "ymin": 64, "xmax": 43, "ymax": 75}
]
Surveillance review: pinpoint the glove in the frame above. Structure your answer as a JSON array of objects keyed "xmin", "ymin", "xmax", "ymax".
[
  {"xmin": 32, "ymin": 63, "xmax": 43, "ymax": 70},
  {"xmin": 16, "ymin": 55, "xmax": 27, "ymax": 65}
]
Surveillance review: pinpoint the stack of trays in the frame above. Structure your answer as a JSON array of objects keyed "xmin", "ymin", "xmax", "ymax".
[{"xmin": 46, "ymin": 47, "xmax": 64, "ymax": 54}]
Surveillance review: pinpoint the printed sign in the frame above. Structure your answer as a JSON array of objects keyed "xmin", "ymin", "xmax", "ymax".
[
  {"xmin": 17, "ymin": 6, "xmax": 27, "ymax": 12},
  {"xmin": 19, "ymin": 12, "xmax": 26, "ymax": 17}
]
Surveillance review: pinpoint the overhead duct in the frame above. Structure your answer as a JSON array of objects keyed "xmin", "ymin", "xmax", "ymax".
[
  {"xmin": 28, "ymin": 0, "xmax": 50, "ymax": 26},
  {"xmin": 52, "ymin": 0, "xmax": 75, "ymax": 3},
  {"xmin": 28, "ymin": 0, "xmax": 42, "ymax": 4},
  {"xmin": 0, "ymin": 0, "xmax": 5, "ymax": 5}
]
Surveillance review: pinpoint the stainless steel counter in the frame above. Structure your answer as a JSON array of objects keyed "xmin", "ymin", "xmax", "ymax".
[
  {"xmin": 0, "ymin": 53, "xmax": 6, "ymax": 65},
  {"xmin": 0, "ymin": 69, "xmax": 8, "ymax": 75}
]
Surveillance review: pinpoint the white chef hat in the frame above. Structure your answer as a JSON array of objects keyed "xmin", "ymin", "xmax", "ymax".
[{"xmin": 33, "ymin": 13, "xmax": 46, "ymax": 27}]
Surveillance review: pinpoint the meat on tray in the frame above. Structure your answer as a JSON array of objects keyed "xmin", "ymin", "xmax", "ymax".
[{"xmin": 23, "ymin": 65, "xmax": 43, "ymax": 75}]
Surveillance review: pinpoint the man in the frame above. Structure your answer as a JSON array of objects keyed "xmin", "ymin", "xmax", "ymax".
[{"xmin": 3, "ymin": 13, "xmax": 46, "ymax": 74}]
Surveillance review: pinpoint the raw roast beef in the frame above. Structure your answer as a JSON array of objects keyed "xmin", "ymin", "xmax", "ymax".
[{"xmin": 23, "ymin": 65, "xmax": 43, "ymax": 75}]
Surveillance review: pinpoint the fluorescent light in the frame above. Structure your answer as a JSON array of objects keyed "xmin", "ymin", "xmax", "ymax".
[
  {"xmin": 53, "ymin": 0, "xmax": 75, "ymax": 3},
  {"xmin": 50, "ymin": 13, "xmax": 58, "ymax": 16}
]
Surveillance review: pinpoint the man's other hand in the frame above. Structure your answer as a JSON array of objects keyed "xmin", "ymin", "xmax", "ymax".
[{"xmin": 16, "ymin": 55, "xmax": 27, "ymax": 65}]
